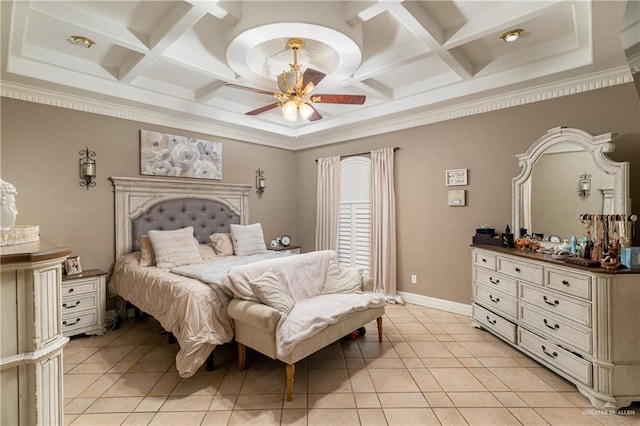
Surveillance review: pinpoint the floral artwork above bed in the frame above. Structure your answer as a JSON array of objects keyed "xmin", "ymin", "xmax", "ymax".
[{"xmin": 140, "ymin": 130, "xmax": 222, "ymax": 180}]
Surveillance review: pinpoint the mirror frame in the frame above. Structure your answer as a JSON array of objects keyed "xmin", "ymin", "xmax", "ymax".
[{"xmin": 512, "ymin": 127, "xmax": 630, "ymax": 236}]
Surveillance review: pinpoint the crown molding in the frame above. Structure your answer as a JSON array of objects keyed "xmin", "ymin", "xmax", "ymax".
[{"xmin": 1, "ymin": 66, "xmax": 632, "ymax": 151}]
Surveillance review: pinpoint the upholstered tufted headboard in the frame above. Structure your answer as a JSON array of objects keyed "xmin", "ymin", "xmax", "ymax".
[{"xmin": 111, "ymin": 176, "xmax": 251, "ymax": 259}]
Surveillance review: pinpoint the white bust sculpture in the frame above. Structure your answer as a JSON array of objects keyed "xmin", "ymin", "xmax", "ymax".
[{"xmin": 1, "ymin": 179, "xmax": 18, "ymax": 230}]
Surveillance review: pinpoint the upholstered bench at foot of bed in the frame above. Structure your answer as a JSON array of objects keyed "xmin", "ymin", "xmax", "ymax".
[{"xmin": 229, "ymin": 299, "xmax": 385, "ymax": 401}]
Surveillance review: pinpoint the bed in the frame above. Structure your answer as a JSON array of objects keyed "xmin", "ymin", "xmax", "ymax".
[{"xmin": 108, "ymin": 176, "xmax": 279, "ymax": 377}]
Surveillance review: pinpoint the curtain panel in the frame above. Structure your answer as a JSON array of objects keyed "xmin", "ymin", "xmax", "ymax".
[{"xmin": 315, "ymin": 156, "xmax": 341, "ymax": 251}]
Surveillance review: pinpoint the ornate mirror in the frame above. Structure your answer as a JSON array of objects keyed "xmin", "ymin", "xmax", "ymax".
[{"xmin": 512, "ymin": 127, "xmax": 630, "ymax": 240}]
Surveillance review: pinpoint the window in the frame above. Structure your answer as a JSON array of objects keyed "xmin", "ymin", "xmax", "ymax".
[{"xmin": 338, "ymin": 157, "xmax": 371, "ymax": 274}]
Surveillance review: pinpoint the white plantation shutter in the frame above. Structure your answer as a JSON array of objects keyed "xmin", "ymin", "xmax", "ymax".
[{"xmin": 338, "ymin": 157, "xmax": 371, "ymax": 274}]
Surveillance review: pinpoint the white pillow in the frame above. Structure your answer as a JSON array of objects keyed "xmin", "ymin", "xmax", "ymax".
[
  {"xmin": 148, "ymin": 227, "xmax": 203, "ymax": 268},
  {"xmin": 230, "ymin": 223, "xmax": 268, "ymax": 256},
  {"xmin": 322, "ymin": 260, "xmax": 363, "ymax": 294},
  {"xmin": 249, "ymin": 269, "xmax": 294, "ymax": 315}
]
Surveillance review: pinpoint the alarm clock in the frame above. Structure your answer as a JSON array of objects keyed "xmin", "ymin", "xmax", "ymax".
[{"xmin": 280, "ymin": 235, "xmax": 291, "ymax": 247}]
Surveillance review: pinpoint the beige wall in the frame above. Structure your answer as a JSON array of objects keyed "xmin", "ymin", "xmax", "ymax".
[
  {"xmin": 295, "ymin": 83, "xmax": 640, "ymax": 305},
  {"xmin": 1, "ymin": 98, "xmax": 296, "ymax": 273},
  {"xmin": 2, "ymin": 83, "xmax": 639, "ymax": 307}
]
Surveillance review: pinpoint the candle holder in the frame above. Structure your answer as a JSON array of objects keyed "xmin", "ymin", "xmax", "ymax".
[
  {"xmin": 79, "ymin": 147, "xmax": 96, "ymax": 189},
  {"xmin": 255, "ymin": 168, "xmax": 266, "ymax": 197}
]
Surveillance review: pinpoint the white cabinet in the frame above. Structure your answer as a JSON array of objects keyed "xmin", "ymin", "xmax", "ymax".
[
  {"xmin": 472, "ymin": 246, "xmax": 640, "ymax": 410},
  {"xmin": 1, "ymin": 240, "xmax": 70, "ymax": 425},
  {"xmin": 61, "ymin": 269, "xmax": 107, "ymax": 337}
]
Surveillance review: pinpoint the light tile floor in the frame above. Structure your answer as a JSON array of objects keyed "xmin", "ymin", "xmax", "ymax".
[{"xmin": 63, "ymin": 303, "xmax": 639, "ymax": 425}]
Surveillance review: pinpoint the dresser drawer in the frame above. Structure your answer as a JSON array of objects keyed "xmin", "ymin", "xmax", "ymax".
[
  {"xmin": 519, "ymin": 328, "xmax": 592, "ymax": 386},
  {"xmin": 497, "ymin": 257, "xmax": 543, "ymax": 285},
  {"xmin": 475, "ymin": 284, "xmax": 518, "ymax": 318},
  {"xmin": 520, "ymin": 284, "xmax": 591, "ymax": 327},
  {"xmin": 474, "ymin": 251, "xmax": 496, "ymax": 270},
  {"xmin": 546, "ymin": 268, "xmax": 591, "ymax": 300},
  {"xmin": 61, "ymin": 277, "xmax": 99, "ymax": 297},
  {"xmin": 475, "ymin": 269, "xmax": 517, "ymax": 297},
  {"xmin": 62, "ymin": 311, "xmax": 98, "ymax": 335},
  {"xmin": 473, "ymin": 303, "xmax": 516, "ymax": 343},
  {"xmin": 520, "ymin": 303, "xmax": 592, "ymax": 354},
  {"xmin": 61, "ymin": 293, "xmax": 97, "ymax": 315}
]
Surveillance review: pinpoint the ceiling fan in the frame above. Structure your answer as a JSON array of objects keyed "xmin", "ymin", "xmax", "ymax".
[{"xmin": 226, "ymin": 38, "xmax": 366, "ymax": 122}]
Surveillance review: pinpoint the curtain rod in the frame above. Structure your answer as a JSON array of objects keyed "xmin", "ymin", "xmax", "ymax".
[{"xmin": 315, "ymin": 147, "xmax": 399, "ymax": 163}]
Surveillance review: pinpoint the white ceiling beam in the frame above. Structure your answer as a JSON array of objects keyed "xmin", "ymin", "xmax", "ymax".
[
  {"xmin": 195, "ymin": 80, "xmax": 226, "ymax": 103},
  {"xmin": 351, "ymin": 79, "xmax": 393, "ymax": 100},
  {"xmin": 184, "ymin": 0, "xmax": 241, "ymax": 25},
  {"xmin": 118, "ymin": 2, "xmax": 210, "ymax": 83},
  {"xmin": 344, "ymin": 1, "xmax": 394, "ymax": 26}
]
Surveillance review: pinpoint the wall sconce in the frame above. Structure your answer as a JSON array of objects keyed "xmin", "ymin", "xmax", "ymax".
[
  {"xmin": 578, "ymin": 172, "xmax": 591, "ymax": 199},
  {"xmin": 79, "ymin": 147, "xmax": 96, "ymax": 189},
  {"xmin": 255, "ymin": 168, "xmax": 266, "ymax": 197}
]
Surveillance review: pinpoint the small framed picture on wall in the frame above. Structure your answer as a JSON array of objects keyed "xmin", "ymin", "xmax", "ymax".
[
  {"xmin": 446, "ymin": 169, "xmax": 468, "ymax": 186},
  {"xmin": 64, "ymin": 256, "xmax": 82, "ymax": 275}
]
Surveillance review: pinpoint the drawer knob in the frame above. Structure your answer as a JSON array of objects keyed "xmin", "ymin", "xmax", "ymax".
[
  {"xmin": 62, "ymin": 301, "xmax": 81, "ymax": 309},
  {"xmin": 543, "ymin": 296, "xmax": 559, "ymax": 307},
  {"xmin": 541, "ymin": 345, "xmax": 558, "ymax": 359},
  {"xmin": 515, "ymin": 267, "xmax": 521, "ymax": 273},
  {"xmin": 489, "ymin": 277, "xmax": 500, "ymax": 284},
  {"xmin": 67, "ymin": 288, "xmax": 74, "ymax": 293},
  {"xmin": 543, "ymin": 319, "xmax": 560, "ymax": 330},
  {"xmin": 486, "ymin": 316, "xmax": 497, "ymax": 325},
  {"xmin": 481, "ymin": 258, "xmax": 487, "ymax": 263},
  {"xmin": 562, "ymin": 280, "xmax": 570, "ymax": 286},
  {"xmin": 62, "ymin": 318, "xmax": 81, "ymax": 326},
  {"xmin": 489, "ymin": 295, "xmax": 500, "ymax": 303}
]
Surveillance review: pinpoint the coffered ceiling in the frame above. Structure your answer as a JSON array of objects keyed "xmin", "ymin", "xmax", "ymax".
[{"xmin": 1, "ymin": 1, "xmax": 638, "ymax": 150}]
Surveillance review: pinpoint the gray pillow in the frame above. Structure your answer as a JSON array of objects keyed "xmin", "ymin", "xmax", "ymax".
[
  {"xmin": 148, "ymin": 227, "xmax": 202, "ymax": 268},
  {"xmin": 249, "ymin": 269, "xmax": 294, "ymax": 315},
  {"xmin": 230, "ymin": 223, "xmax": 268, "ymax": 256}
]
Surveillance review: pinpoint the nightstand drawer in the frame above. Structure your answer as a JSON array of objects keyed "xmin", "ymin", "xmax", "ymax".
[
  {"xmin": 498, "ymin": 257, "xmax": 543, "ymax": 285},
  {"xmin": 520, "ymin": 303, "xmax": 591, "ymax": 354},
  {"xmin": 520, "ymin": 284, "xmax": 591, "ymax": 327},
  {"xmin": 546, "ymin": 268, "xmax": 591, "ymax": 300},
  {"xmin": 474, "ymin": 251, "xmax": 496, "ymax": 270},
  {"xmin": 475, "ymin": 284, "xmax": 518, "ymax": 318},
  {"xmin": 62, "ymin": 311, "xmax": 98, "ymax": 335},
  {"xmin": 474, "ymin": 303, "xmax": 516, "ymax": 343},
  {"xmin": 61, "ymin": 278, "xmax": 98, "ymax": 297},
  {"xmin": 519, "ymin": 328, "xmax": 592, "ymax": 386},
  {"xmin": 475, "ymin": 268, "xmax": 517, "ymax": 297},
  {"xmin": 61, "ymin": 293, "xmax": 97, "ymax": 315}
]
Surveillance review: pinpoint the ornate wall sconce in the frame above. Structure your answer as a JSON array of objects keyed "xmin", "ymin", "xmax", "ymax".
[
  {"xmin": 255, "ymin": 168, "xmax": 266, "ymax": 197},
  {"xmin": 578, "ymin": 172, "xmax": 591, "ymax": 199},
  {"xmin": 79, "ymin": 147, "xmax": 96, "ymax": 189}
]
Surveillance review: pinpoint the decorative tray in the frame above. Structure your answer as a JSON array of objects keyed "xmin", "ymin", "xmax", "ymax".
[{"xmin": 564, "ymin": 257, "xmax": 600, "ymax": 267}]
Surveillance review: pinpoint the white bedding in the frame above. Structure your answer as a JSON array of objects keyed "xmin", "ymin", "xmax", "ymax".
[{"xmin": 109, "ymin": 252, "xmax": 236, "ymax": 378}]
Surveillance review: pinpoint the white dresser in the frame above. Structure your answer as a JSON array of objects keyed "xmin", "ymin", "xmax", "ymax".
[
  {"xmin": 472, "ymin": 245, "xmax": 640, "ymax": 410},
  {"xmin": 1, "ymin": 240, "xmax": 71, "ymax": 425},
  {"xmin": 61, "ymin": 269, "xmax": 107, "ymax": 337}
]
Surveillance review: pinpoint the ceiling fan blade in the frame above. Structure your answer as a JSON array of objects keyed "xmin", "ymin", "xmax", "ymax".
[
  {"xmin": 310, "ymin": 94, "xmax": 366, "ymax": 105},
  {"xmin": 302, "ymin": 68, "xmax": 326, "ymax": 88},
  {"xmin": 307, "ymin": 105, "xmax": 323, "ymax": 122},
  {"xmin": 225, "ymin": 83, "xmax": 276, "ymax": 96},
  {"xmin": 246, "ymin": 103, "xmax": 280, "ymax": 116}
]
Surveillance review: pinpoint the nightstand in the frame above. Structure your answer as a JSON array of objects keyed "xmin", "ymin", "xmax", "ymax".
[
  {"xmin": 61, "ymin": 269, "xmax": 107, "ymax": 337},
  {"xmin": 270, "ymin": 245, "xmax": 301, "ymax": 254}
]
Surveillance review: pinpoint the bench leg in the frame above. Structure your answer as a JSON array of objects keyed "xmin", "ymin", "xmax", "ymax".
[
  {"xmin": 377, "ymin": 317, "xmax": 383, "ymax": 342},
  {"xmin": 237, "ymin": 342, "xmax": 247, "ymax": 371},
  {"xmin": 286, "ymin": 364, "xmax": 295, "ymax": 401}
]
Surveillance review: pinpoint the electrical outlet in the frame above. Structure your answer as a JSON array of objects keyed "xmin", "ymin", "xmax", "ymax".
[{"xmin": 411, "ymin": 274, "xmax": 417, "ymax": 284}]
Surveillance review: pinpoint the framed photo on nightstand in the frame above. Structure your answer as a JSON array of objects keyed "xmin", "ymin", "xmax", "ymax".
[
  {"xmin": 446, "ymin": 168, "xmax": 468, "ymax": 186},
  {"xmin": 64, "ymin": 256, "xmax": 82, "ymax": 275}
]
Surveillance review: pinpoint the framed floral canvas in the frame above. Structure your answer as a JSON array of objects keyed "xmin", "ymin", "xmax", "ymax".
[{"xmin": 140, "ymin": 130, "xmax": 222, "ymax": 180}]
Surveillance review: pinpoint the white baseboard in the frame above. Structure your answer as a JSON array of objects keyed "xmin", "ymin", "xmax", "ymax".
[{"xmin": 397, "ymin": 291, "xmax": 472, "ymax": 317}]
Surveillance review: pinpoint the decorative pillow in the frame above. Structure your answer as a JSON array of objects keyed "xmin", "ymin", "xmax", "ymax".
[
  {"xmin": 249, "ymin": 269, "xmax": 295, "ymax": 315},
  {"xmin": 230, "ymin": 223, "xmax": 268, "ymax": 256},
  {"xmin": 138, "ymin": 235, "xmax": 156, "ymax": 266},
  {"xmin": 210, "ymin": 233, "xmax": 235, "ymax": 256},
  {"xmin": 322, "ymin": 260, "xmax": 363, "ymax": 294},
  {"xmin": 198, "ymin": 244, "xmax": 217, "ymax": 260},
  {"xmin": 148, "ymin": 227, "xmax": 203, "ymax": 268}
]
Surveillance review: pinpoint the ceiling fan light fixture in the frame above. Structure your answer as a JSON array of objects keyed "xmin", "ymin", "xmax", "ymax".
[
  {"xmin": 500, "ymin": 29, "xmax": 524, "ymax": 43},
  {"xmin": 282, "ymin": 100, "xmax": 298, "ymax": 121},
  {"xmin": 278, "ymin": 70, "xmax": 298, "ymax": 94},
  {"xmin": 299, "ymin": 102, "xmax": 314, "ymax": 120}
]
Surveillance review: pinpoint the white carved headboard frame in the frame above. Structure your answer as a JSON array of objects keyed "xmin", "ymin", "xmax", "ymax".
[{"xmin": 111, "ymin": 176, "xmax": 251, "ymax": 259}]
